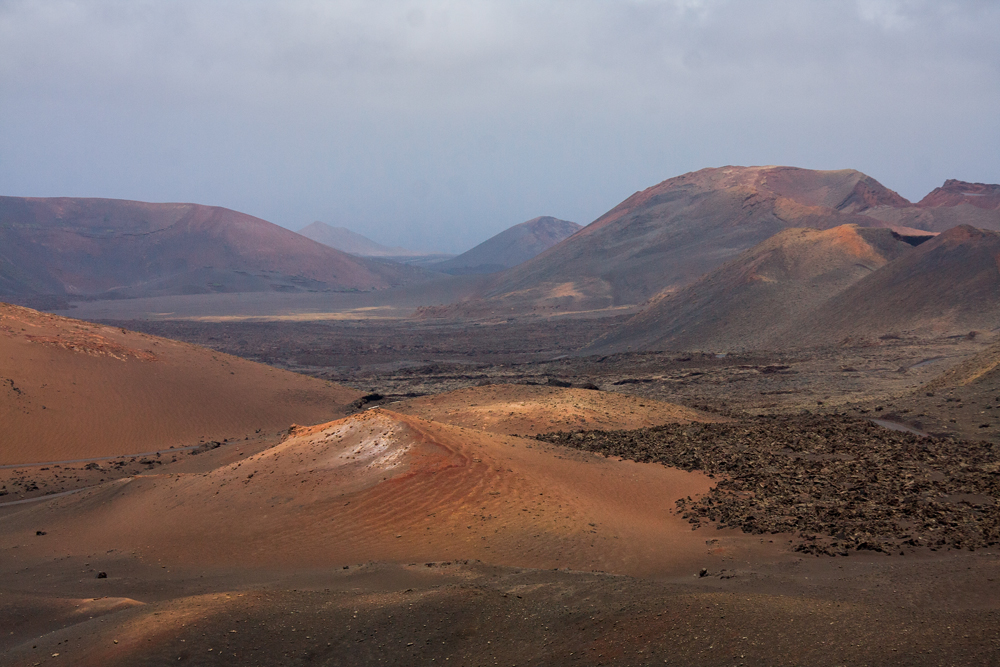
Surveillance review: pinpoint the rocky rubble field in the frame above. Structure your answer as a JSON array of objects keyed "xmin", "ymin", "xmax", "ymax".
[{"xmin": 538, "ymin": 414, "xmax": 1000, "ymax": 556}]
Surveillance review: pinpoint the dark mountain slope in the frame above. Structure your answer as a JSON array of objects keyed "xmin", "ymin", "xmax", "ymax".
[
  {"xmin": 431, "ymin": 166, "xmax": 913, "ymax": 317},
  {"xmin": 584, "ymin": 225, "xmax": 915, "ymax": 354},
  {"xmin": 779, "ymin": 225, "xmax": 1000, "ymax": 346},
  {"xmin": 297, "ymin": 221, "xmax": 436, "ymax": 258},
  {"xmin": 432, "ymin": 216, "xmax": 582, "ymax": 275},
  {"xmin": 0, "ymin": 197, "xmax": 427, "ymax": 302}
]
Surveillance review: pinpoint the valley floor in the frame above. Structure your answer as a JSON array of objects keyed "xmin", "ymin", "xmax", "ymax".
[
  {"xmin": 5, "ymin": 313, "xmax": 1000, "ymax": 665},
  {"xmin": 3, "ymin": 538, "xmax": 1000, "ymax": 666},
  {"xmin": 110, "ymin": 316, "xmax": 1000, "ymax": 445}
]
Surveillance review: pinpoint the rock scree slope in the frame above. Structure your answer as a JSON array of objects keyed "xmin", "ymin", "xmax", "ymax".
[
  {"xmin": 585, "ymin": 224, "xmax": 917, "ymax": 354},
  {"xmin": 425, "ymin": 167, "xmax": 1000, "ymax": 319}
]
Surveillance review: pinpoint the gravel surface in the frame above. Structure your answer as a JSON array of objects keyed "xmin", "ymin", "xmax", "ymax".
[{"xmin": 538, "ymin": 414, "xmax": 1000, "ymax": 555}]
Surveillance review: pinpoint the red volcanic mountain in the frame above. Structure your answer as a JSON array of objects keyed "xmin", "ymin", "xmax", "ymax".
[
  {"xmin": 590, "ymin": 223, "xmax": 1000, "ymax": 354},
  {"xmin": 919, "ymin": 180, "xmax": 1000, "ymax": 209},
  {"xmin": 866, "ymin": 179, "xmax": 1000, "ymax": 234},
  {"xmin": 424, "ymin": 167, "xmax": 998, "ymax": 319},
  {"xmin": 0, "ymin": 197, "xmax": 426, "ymax": 302},
  {"xmin": 427, "ymin": 166, "xmax": 916, "ymax": 317}
]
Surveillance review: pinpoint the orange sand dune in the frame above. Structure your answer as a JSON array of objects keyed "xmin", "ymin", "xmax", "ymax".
[
  {"xmin": 0, "ymin": 303, "xmax": 362, "ymax": 464},
  {"xmin": 3, "ymin": 409, "xmax": 724, "ymax": 577},
  {"xmin": 391, "ymin": 384, "xmax": 723, "ymax": 436}
]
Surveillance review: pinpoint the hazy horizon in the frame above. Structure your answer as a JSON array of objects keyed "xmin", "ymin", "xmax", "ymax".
[{"xmin": 2, "ymin": 0, "xmax": 998, "ymax": 253}]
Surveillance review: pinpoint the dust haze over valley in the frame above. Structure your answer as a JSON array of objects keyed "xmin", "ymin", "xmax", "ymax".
[{"xmin": 4, "ymin": 2, "xmax": 1000, "ymax": 666}]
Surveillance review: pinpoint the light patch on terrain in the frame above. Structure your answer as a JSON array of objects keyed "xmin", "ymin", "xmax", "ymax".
[
  {"xmin": 393, "ymin": 384, "xmax": 724, "ymax": 436},
  {"xmin": 24, "ymin": 333, "xmax": 157, "ymax": 361},
  {"xmin": 69, "ymin": 597, "xmax": 145, "ymax": 617},
  {"xmin": 281, "ymin": 412, "xmax": 408, "ymax": 467},
  {"xmin": 546, "ymin": 282, "xmax": 585, "ymax": 299},
  {"xmin": 174, "ymin": 306, "xmax": 408, "ymax": 322}
]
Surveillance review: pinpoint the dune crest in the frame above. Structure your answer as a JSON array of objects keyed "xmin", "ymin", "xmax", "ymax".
[{"xmin": 5, "ymin": 409, "xmax": 723, "ymax": 577}]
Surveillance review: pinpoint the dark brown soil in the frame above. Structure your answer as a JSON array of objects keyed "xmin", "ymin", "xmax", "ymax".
[
  {"xmin": 97, "ymin": 318, "xmax": 1000, "ymax": 447},
  {"xmin": 102, "ymin": 315, "xmax": 631, "ymax": 371},
  {"xmin": 539, "ymin": 414, "xmax": 1000, "ymax": 556},
  {"xmin": 0, "ymin": 431, "xmax": 281, "ymax": 505},
  {"xmin": 5, "ymin": 556, "xmax": 1000, "ymax": 667}
]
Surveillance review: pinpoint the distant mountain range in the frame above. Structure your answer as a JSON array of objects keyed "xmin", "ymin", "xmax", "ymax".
[
  {"xmin": 297, "ymin": 221, "xmax": 448, "ymax": 260},
  {"xmin": 431, "ymin": 216, "xmax": 581, "ymax": 275},
  {"xmin": 0, "ymin": 197, "xmax": 583, "ymax": 306},
  {"xmin": 0, "ymin": 197, "xmax": 429, "ymax": 304},
  {"xmin": 423, "ymin": 166, "xmax": 1000, "ymax": 321},
  {"xmin": 298, "ymin": 217, "xmax": 580, "ymax": 275},
  {"xmin": 5, "ymin": 166, "xmax": 999, "ymax": 353}
]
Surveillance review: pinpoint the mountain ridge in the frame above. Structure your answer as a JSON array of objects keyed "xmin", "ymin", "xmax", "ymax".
[
  {"xmin": 431, "ymin": 216, "xmax": 582, "ymax": 275},
  {"xmin": 424, "ymin": 166, "xmax": 1000, "ymax": 320},
  {"xmin": 583, "ymin": 224, "xmax": 916, "ymax": 354},
  {"xmin": 0, "ymin": 196, "xmax": 429, "ymax": 302},
  {"xmin": 297, "ymin": 221, "xmax": 438, "ymax": 258}
]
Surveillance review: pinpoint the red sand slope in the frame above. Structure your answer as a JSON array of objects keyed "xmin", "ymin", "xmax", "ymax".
[
  {"xmin": 3, "ymin": 409, "xmax": 722, "ymax": 577},
  {"xmin": 0, "ymin": 302, "xmax": 361, "ymax": 464}
]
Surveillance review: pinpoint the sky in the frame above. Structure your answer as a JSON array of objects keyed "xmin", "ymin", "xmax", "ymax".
[{"xmin": 1, "ymin": 1, "xmax": 999, "ymax": 253}]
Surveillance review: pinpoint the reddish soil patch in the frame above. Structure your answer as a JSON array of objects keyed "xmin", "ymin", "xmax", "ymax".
[
  {"xmin": 0, "ymin": 409, "xmax": 750, "ymax": 578},
  {"xmin": 0, "ymin": 303, "xmax": 361, "ymax": 464},
  {"xmin": 391, "ymin": 384, "xmax": 723, "ymax": 436}
]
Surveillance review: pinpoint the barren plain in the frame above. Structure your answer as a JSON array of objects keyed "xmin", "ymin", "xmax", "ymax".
[
  {"xmin": 5, "ymin": 166, "xmax": 1000, "ymax": 665},
  {"xmin": 2, "ymin": 307, "xmax": 997, "ymax": 665}
]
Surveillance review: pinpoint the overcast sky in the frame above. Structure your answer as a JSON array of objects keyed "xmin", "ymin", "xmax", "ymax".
[{"xmin": 2, "ymin": 1, "xmax": 998, "ymax": 253}]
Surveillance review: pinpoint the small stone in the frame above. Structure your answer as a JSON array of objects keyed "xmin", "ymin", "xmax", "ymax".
[{"xmin": 96, "ymin": 571, "xmax": 107, "ymax": 579}]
